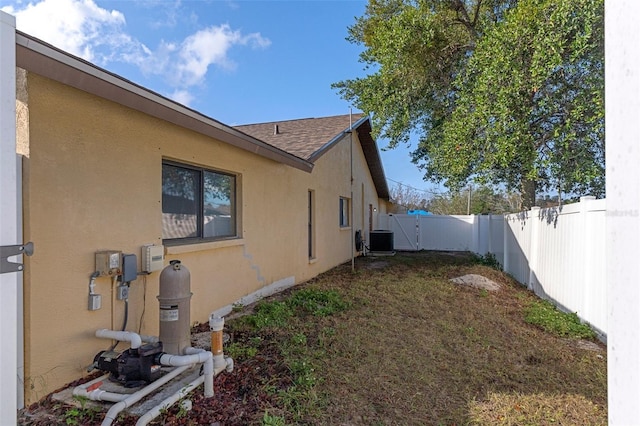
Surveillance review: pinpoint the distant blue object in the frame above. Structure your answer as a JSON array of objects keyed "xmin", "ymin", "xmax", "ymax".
[{"xmin": 407, "ymin": 209, "xmax": 432, "ymax": 216}]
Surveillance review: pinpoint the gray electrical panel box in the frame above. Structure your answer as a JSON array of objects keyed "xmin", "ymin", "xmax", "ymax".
[
  {"xmin": 122, "ymin": 253, "xmax": 137, "ymax": 282},
  {"xmin": 95, "ymin": 251, "xmax": 122, "ymax": 276},
  {"xmin": 142, "ymin": 245, "xmax": 164, "ymax": 273},
  {"xmin": 88, "ymin": 294, "xmax": 102, "ymax": 311}
]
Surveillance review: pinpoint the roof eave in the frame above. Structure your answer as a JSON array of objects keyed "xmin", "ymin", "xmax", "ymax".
[
  {"xmin": 355, "ymin": 119, "xmax": 390, "ymax": 201},
  {"xmin": 307, "ymin": 115, "xmax": 369, "ymax": 163},
  {"xmin": 15, "ymin": 31, "xmax": 313, "ymax": 173},
  {"xmin": 307, "ymin": 115, "xmax": 389, "ymax": 200}
]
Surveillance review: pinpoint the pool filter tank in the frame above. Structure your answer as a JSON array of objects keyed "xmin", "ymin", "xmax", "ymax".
[{"xmin": 158, "ymin": 260, "xmax": 192, "ymax": 354}]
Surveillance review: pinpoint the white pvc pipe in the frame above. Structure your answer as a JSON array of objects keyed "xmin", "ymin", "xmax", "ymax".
[
  {"xmin": 135, "ymin": 375, "xmax": 205, "ymax": 426},
  {"xmin": 100, "ymin": 365, "xmax": 191, "ymax": 426},
  {"xmin": 184, "ymin": 346, "xmax": 204, "ymax": 354},
  {"xmin": 91, "ymin": 331, "xmax": 232, "ymax": 424},
  {"xmin": 159, "ymin": 350, "xmax": 214, "ymax": 397},
  {"xmin": 159, "ymin": 351, "xmax": 211, "ymax": 366},
  {"xmin": 78, "ymin": 387, "xmax": 129, "ymax": 403},
  {"xmin": 224, "ymin": 356, "xmax": 234, "ymax": 373},
  {"xmin": 135, "ymin": 350, "xmax": 234, "ymax": 426},
  {"xmin": 72, "ymin": 373, "xmax": 128, "ymax": 403},
  {"xmin": 140, "ymin": 335, "xmax": 159, "ymax": 344},
  {"xmin": 96, "ymin": 329, "xmax": 142, "ymax": 350}
]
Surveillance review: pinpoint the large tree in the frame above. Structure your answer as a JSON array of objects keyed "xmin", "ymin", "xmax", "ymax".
[
  {"xmin": 427, "ymin": 185, "xmax": 518, "ymax": 215},
  {"xmin": 388, "ymin": 183, "xmax": 430, "ymax": 212},
  {"xmin": 334, "ymin": 0, "xmax": 604, "ymax": 209}
]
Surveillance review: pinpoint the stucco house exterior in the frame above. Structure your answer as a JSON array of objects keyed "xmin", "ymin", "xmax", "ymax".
[{"xmin": 11, "ymin": 29, "xmax": 390, "ymax": 406}]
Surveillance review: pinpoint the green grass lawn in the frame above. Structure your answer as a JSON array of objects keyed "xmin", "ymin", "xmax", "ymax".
[{"xmin": 227, "ymin": 251, "xmax": 607, "ymax": 425}]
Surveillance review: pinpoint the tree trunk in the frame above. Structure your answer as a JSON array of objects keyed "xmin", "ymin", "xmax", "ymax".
[{"xmin": 520, "ymin": 179, "xmax": 536, "ymax": 210}]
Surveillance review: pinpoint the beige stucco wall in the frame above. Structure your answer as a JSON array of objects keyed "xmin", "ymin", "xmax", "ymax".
[{"xmin": 19, "ymin": 72, "xmax": 386, "ymax": 404}]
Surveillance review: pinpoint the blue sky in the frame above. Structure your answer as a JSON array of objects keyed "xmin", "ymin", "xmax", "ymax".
[{"xmin": 1, "ymin": 0, "xmax": 443, "ymax": 197}]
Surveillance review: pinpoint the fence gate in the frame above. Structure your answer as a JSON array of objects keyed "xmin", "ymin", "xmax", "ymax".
[
  {"xmin": 387, "ymin": 214, "xmax": 419, "ymax": 250},
  {"xmin": 379, "ymin": 214, "xmax": 477, "ymax": 252}
]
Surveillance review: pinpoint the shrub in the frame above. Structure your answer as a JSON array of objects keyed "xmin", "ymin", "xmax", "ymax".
[{"xmin": 525, "ymin": 299, "xmax": 596, "ymax": 339}]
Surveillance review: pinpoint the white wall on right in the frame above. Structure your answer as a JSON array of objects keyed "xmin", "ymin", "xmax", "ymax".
[{"xmin": 606, "ymin": 1, "xmax": 640, "ymax": 424}]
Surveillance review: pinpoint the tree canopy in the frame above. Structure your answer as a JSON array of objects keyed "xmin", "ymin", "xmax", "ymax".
[
  {"xmin": 334, "ymin": 0, "xmax": 604, "ymax": 208},
  {"xmin": 427, "ymin": 185, "xmax": 519, "ymax": 215},
  {"xmin": 389, "ymin": 182, "xmax": 521, "ymax": 215},
  {"xmin": 388, "ymin": 183, "xmax": 430, "ymax": 212}
]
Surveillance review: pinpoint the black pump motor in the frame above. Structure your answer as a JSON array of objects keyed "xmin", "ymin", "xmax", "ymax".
[{"xmin": 93, "ymin": 341, "xmax": 164, "ymax": 387}]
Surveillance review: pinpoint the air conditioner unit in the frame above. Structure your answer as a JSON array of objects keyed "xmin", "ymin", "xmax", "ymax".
[{"xmin": 369, "ymin": 230, "xmax": 394, "ymax": 252}]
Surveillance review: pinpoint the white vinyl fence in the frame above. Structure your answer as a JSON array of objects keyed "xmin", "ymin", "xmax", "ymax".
[{"xmin": 378, "ymin": 196, "xmax": 606, "ymax": 337}]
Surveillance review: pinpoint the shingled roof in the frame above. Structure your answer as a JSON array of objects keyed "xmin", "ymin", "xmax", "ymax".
[{"xmin": 235, "ymin": 115, "xmax": 390, "ymax": 200}]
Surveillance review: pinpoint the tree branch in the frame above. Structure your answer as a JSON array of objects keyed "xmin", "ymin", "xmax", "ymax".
[
  {"xmin": 472, "ymin": 0, "xmax": 483, "ymax": 28},
  {"xmin": 450, "ymin": 0, "xmax": 480, "ymax": 37}
]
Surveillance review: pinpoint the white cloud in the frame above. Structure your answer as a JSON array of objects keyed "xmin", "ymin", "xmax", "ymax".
[
  {"xmin": 3, "ymin": 0, "xmax": 127, "ymax": 63},
  {"xmin": 178, "ymin": 25, "xmax": 242, "ymax": 85},
  {"xmin": 170, "ymin": 89, "xmax": 195, "ymax": 107},
  {"xmin": 138, "ymin": 25, "xmax": 270, "ymax": 99},
  {"xmin": 147, "ymin": 0, "xmax": 184, "ymax": 29},
  {"xmin": 1, "ymin": 0, "xmax": 271, "ymax": 106}
]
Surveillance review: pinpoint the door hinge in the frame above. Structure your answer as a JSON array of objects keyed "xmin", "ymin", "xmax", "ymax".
[{"xmin": 0, "ymin": 242, "xmax": 34, "ymax": 274}]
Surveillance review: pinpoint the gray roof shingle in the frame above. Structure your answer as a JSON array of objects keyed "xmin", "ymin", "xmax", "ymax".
[
  {"xmin": 234, "ymin": 114, "xmax": 364, "ymax": 161},
  {"xmin": 234, "ymin": 114, "xmax": 389, "ymax": 200}
]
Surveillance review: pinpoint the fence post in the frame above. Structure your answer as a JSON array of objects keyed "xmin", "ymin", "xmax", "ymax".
[
  {"xmin": 470, "ymin": 215, "xmax": 479, "ymax": 254},
  {"xmin": 528, "ymin": 207, "xmax": 541, "ymax": 291},
  {"xmin": 414, "ymin": 214, "xmax": 420, "ymax": 250},
  {"xmin": 487, "ymin": 214, "xmax": 495, "ymax": 255},
  {"xmin": 502, "ymin": 215, "xmax": 510, "ymax": 273},
  {"xmin": 580, "ymin": 196, "xmax": 596, "ymax": 324}
]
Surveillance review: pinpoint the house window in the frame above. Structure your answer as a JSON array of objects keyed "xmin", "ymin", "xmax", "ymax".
[
  {"xmin": 339, "ymin": 196, "xmax": 350, "ymax": 228},
  {"xmin": 162, "ymin": 161, "xmax": 236, "ymax": 242}
]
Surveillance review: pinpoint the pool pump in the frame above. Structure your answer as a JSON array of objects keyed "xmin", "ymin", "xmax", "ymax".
[{"xmin": 92, "ymin": 341, "xmax": 164, "ymax": 387}]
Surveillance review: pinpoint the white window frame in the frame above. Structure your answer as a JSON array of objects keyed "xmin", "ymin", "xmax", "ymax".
[
  {"xmin": 339, "ymin": 196, "xmax": 350, "ymax": 228},
  {"xmin": 162, "ymin": 160, "xmax": 238, "ymax": 243}
]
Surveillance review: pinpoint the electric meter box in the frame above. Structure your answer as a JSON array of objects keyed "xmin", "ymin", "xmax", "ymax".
[
  {"xmin": 122, "ymin": 253, "xmax": 138, "ymax": 283},
  {"xmin": 142, "ymin": 245, "xmax": 164, "ymax": 273},
  {"xmin": 95, "ymin": 250, "xmax": 122, "ymax": 276}
]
